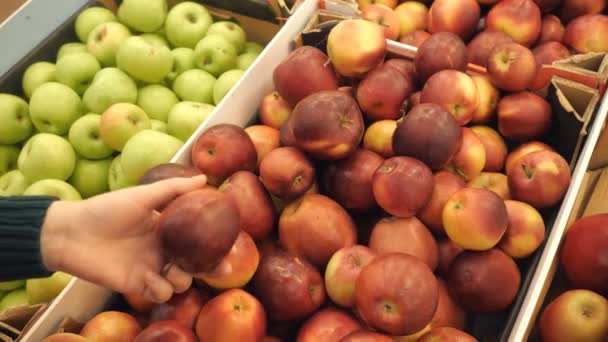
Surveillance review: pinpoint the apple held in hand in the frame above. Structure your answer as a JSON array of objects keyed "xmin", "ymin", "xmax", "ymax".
[
  {"xmin": 138, "ymin": 163, "xmax": 200, "ymax": 186},
  {"xmin": 29, "ymin": 82, "xmax": 84, "ymax": 135},
  {"xmin": 18, "ymin": 133, "xmax": 76, "ymax": 183},
  {"xmin": 134, "ymin": 320, "xmax": 197, "ymax": 342},
  {"xmin": 80, "ymin": 311, "xmax": 142, "ymax": 342},
  {"xmin": 325, "ymin": 245, "xmax": 377, "ymax": 308},
  {"xmin": 164, "ymin": 1, "xmax": 213, "ymax": 49}
]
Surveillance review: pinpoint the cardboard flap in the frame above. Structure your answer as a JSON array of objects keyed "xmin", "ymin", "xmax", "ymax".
[
  {"xmin": 0, "ymin": 323, "xmax": 19, "ymax": 342},
  {"xmin": 0, "ymin": 332, "xmax": 14, "ymax": 342},
  {"xmin": 589, "ymin": 123, "xmax": 608, "ymax": 170},
  {"xmin": 583, "ymin": 167, "xmax": 608, "ymax": 217},
  {"xmin": 0, "ymin": 305, "xmax": 46, "ymax": 332},
  {"xmin": 554, "ymin": 52, "xmax": 608, "ymax": 83}
]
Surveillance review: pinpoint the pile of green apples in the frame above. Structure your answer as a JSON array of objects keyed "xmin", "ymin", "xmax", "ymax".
[
  {"xmin": 0, "ymin": 272, "xmax": 72, "ymax": 312},
  {"xmin": 0, "ymin": 0, "xmax": 263, "ymax": 200}
]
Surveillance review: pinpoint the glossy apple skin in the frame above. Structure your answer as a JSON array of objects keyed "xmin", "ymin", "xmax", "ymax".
[
  {"xmin": 279, "ymin": 194, "xmax": 357, "ymax": 267},
  {"xmin": 507, "ymin": 150, "xmax": 571, "ymax": 209},
  {"xmin": 280, "ymin": 90, "xmax": 365, "ymax": 160},
  {"xmin": 195, "ymin": 289, "xmax": 266, "ymax": 342},
  {"xmin": 437, "ymin": 239, "xmax": 464, "ymax": 277},
  {"xmin": 471, "ymin": 126, "xmax": 507, "ymax": 172},
  {"xmin": 392, "ymin": 103, "xmax": 462, "ymax": 170},
  {"xmin": 445, "ymin": 127, "xmax": 486, "ymax": 182},
  {"xmin": 561, "ymin": 214, "xmax": 608, "ymax": 294},
  {"xmin": 427, "ymin": 0, "xmax": 481, "ymax": 41},
  {"xmin": 486, "ymin": 0, "xmax": 542, "ymax": 47},
  {"xmin": 539, "ymin": 14, "xmax": 565, "ymax": 43},
  {"xmin": 559, "ymin": 0, "xmax": 606, "ymax": 23},
  {"xmin": 322, "ymin": 148, "xmax": 384, "ymax": 212},
  {"xmin": 363, "ymin": 119, "xmax": 397, "ymax": 158},
  {"xmin": 487, "ymin": 42, "xmax": 537, "ymax": 92},
  {"xmin": 369, "ymin": 216, "xmax": 438, "ymax": 270},
  {"xmin": 41, "ymin": 333, "xmax": 88, "ymax": 342},
  {"xmin": 563, "ymin": 14, "xmax": 608, "ymax": 53},
  {"xmin": 399, "ymin": 30, "xmax": 431, "ymax": 48},
  {"xmin": 468, "ymin": 172, "xmax": 511, "ymax": 200},
  {"xmin": 259, "ymin": 92, "xmax": 292, "ymax": 129},
  {"xmin": 418, "ymin": 327, "xmax": 478, "ymax": 342},
  {"xmin": 158, "ymin": 189, "xmax": 241, "ymax": 273},
  {"xmin": 273, "ymin": 46, "xmax": 339, "ymax": 107},
  {"xmin": 138, "ymin": 163, "xmax": 201, "ymax": 185},
  {"xmin": 505, "ymin": 141, "xmax": 554, "ymax": 174},
  {"xmin": 414, "ymin": 32, "xmax": 467, "ymax": 83},
  {"xmin": 420, "ymin": 70, "xmax": 479, "ymax": 126},
  {"xmin": 372, "ymin": 156, "xmax": 435, "ymax": 218},
  {"xmin": 296, "ymin": 308, "xmax": 362, "ymax": 342},
  {"xmin": 394, "ymin": 1, "xmax": 428, "ymax": 36},
  {"xmin": 498, "ymin": 91, "xmax": 552, "ymax": 142},
  {"xmin": 339, "ymin": 330, "xmax": 394, "ymax": 341},
  {"xmin": 539, "ymin": 289, "xmax": 608, "ymax": 342},
  {"xmin": 325, "ymin": 245, "xmax": 377, "ymax": 308},
  {"xmin": 259, "ymin": 146, "xmax": 315, "ymax": 199},
  {"xmin": 245, "ymin": 125, "xmax": 281, "ymax": 166},
  {"xmin": 432, "ymin": 279, "xmax": 467, "ymax": 330},
  {"xmin": 134, "ymin": 320, "xmax": 197, "ymax": 342},
  {"xmin": 418, "ymin": 171, "xmax": 466, "ymax": 234},
  {"xmin": 361, "ymin": 4, "xmax": 400, "ymax": 40},
  {"xmin": 80, "ymin": 311, "xmax": 142, "ymax": 342},
  {"xmin": 466, "ymin": 31, "xmax": 514, "ymax": 68},
  {"xmin": 149, "ymin": 287, "xmax": 210, "ymax": 329},
  {"xmin": 356, "ymin": 64, "xmax": 413, "ymax": 121},
  {"xmin": 220, "ymin": 171, "xmax": 275, "ymax": 240},
  {"xmin": 191, "ymin": 124, "xmax": 257, "ymax": 186},
  {"xmin": 355, "ymin": 253, "xmax": 439, "ymax": 335},
  {"xmin": 470, "ymin": 75, "xmax": 500, "ymax": 124},
  {"xmin": 447, "ymin": 249, "xmax": 521, "ymax": 313},
  {"xmin": 498, "ymin": 200, "xmax": 545, "ymax": 259}
]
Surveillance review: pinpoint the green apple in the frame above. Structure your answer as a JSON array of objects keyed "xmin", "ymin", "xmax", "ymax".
[
  {"xmin": 244, "ymin": 41, "xmax": 264, "ymax": 55},
  {"xmin": 56, "ymin": 42, "xmax": 88, "ymax": 61},
  {"xmin": 213, "ymin": 69, "xmax": 245, "ymax": 105},
  {"xmin": 0, "ymin": 93, "xmax": 32, "ymax": 144},
  {"xmin": 86, "ymin": 22, "xmax": 131, "ymax": 66},
  {"xmin": 172, "ymin": 69, "xmax": 216, "ymax": 104},
  {"xmin": 23, "ymin": 179, "xmax": 82, "ymax": 200},
  {"xmin": 68, "ymin": 114, "xmax": 113, "ymax": 159},
  {"xmin": 166, "ymin": 47, "xmax": 195, "ymax": 84},
  {"xmin": 0, "ymin": 170, "xmax": 28, "ymax": 196},
  {"xmin": 83, "ymin": 67, "xmax": 138, "ymax": 114},
  {"xmin": 167, "ymin": 101, "xmax": 214, "ymax": 142},
  {"xmin": 151, "ymin": 119, "xmax": 167, "ymax": 133},
  {"xmin": 0, "ymin": 280, "xmax": 24, "ymax": 291},
  {"xmin": 118, "ymin": 0, "xmax": 167, "ymax": 33},
  {"xmin": 193, "ymin": 34, "xmax": 237, "ymax": 77},
  {"xmin": 206, "ymin": 21, "xmax": 247, "ymax": 54},
  {"xmin": 140, "ymin": 33, "xmax": 170, "ymax": 48},
  {"xmin": 69, "ymin": 157, "xmax": 111, "ymax": 198},
  {"xmin": 56, "ymin": 52, "xmax": 101, "ymax": 95},
  {"xmin": 164, "ymin": 1, "xmax": 212, "ymax": 48},
  {"xmin": 236, "ymin": 52, "xmax": 258, "ymax": 71},
  {"xmin": 0, "ymin": 145, "xmax": 20, "ymax": 176},
  {"xmin": 18, "ymin": 133, "xmax": 76, "ymax": 183},
  {"xmin": 108, "ymin": 155, "xmax": 133, "ymax": 191},
  {"xmin": 29, "ymin": 82, "xmax": 84, "ymax": 135},
  {"xmin": 26, "ymin": 272, "xmax": 73, "ymax": 305},
  {"xmin": 136, "ymin": 84, "xmax": 179, "ymax": 122},
  {"xmin": 0, "ymin": 289, "xmax": 29, "ymax": 310},
  {"xmin": 116, "ymin": 36, "xmax": 174, "ymax": 84},
  {"xmin": 21, "ymin": 62, "xmax": 57, "ymax": 99},
  {"xmin": 75, "ymin": 6, "xmax": 118, "ymax": 43},
  {"xmin": 121, "ymin": 129, "xmax": 183, "ymax": 183},
  {"xmin": 100, "ymin": 103, "xmax": 151, "ymax": 151}
]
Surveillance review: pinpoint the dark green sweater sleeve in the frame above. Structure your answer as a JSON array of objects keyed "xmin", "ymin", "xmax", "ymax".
[{"xmin": 0, "ymin": 196, "xmax": 57, "ymax": 282}]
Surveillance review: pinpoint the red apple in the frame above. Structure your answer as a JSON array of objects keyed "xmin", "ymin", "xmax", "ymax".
[
  {"xmin": 505, "ymin": 141, "xmax": 554, "ymax": 174},
  {"xmin": 498, "ymin": 91, "xmax": 552, "ymax": 141},
  {"xmin": 427, "ymin": 0, "xmax": 481, "ymax": 41},
  {"xmin": 325, "ymin": 245, "xmax": 377, "ymax": 308},
  {"xmin": 530, "ymin": 41, "xmax": 571, "ymax": 90},
  {"xmin": 415, "ymin": 32, "xmax": 468, "ymax": 83},
  {"xmin": 149, "ymin": 287, "xmax": 210, "ymax": 329},
  {"xmin": 134, "ymin": 320, "xmax": 197, "ymax": 342},
  {"xmin": 418, "ymin": 327, "xmax": 478, "ymax": 342},
  {"xmin": 356, "ymin": 64, "xmax": 413, "ymax": 121},
  {"xmin": 539, "ymin": 14, "xmax": 565, "ymax": 43},
  {"xmin": 383, "ymin": 58, "xmax": 417, "ymax": 84},
  {"xmin": 259, "ymin": 92, "xmax": 292, "ymax": 129},
  {"xmin": 80, "ymin": 311, "xmax": 142, "ymax": 342},
  {"xmin": 418, "ymin": 171, "xmax": 467, "ymax": 234},
  {"xmin": 487, "ymin": 42, "xmax": 537, "ymax": 92},
  {"xmin": 138, "ymin": 163, "xmax": 200, "ymax": 185},
  {"xmin": 363, "ymin": 119, "xmax": 397, "ymax": 158},
  {"xmin": 445, "ymin": 127, "xmax": 486, "ymax": 182},
  {"xmin": 559, "ymin": 0, "xmax": 606, "ymax": 23},
  {"xmin": 498, "ymin": 200, "xmax": 546, "ymax": 259},
  {"xmin": 259, "ymin": 146, "xmax": 314, "ymax": 199},
  {"xmin": 394, "ymin": 1, "xmax": 428, "ymax": 37},
  {"xmin": 470, "ymin": 75, "xmax": 500, "ymax": 124},
  {"xmin": 563, "ymin": 14, "xmax": 608, "ymax": 53},
  {"xmin": 470, "ymin": 125, "xmax": 508, "ymax": 172},
  {"xmin": 296, "ymin": 308, "xmax": 362, "ymax": 342},
  {"xmin": 339, "ymin": 330, "xmax": 394, "ymax": 341},
  {"xmin": 399, "ymin": 30, "xmax": 431, "ymax": 48},
  {"xmin": 124, "ymin": 292, "xmax": 156, "ymax": 313},
  {"xmin": 468, "ymin": 172, "xmax": 511, "ymax": 200},
  {"xmin": 437, "ymin": 239, "xmax": 464, "ymax": 277},
  {"xmin": 245, "ymin": 125, "xmax": 281, "ymax": 166},
  {"xmin": 486, "ymin": 0, "xmax": 542, "ymax": 47},
  {"xmin": 466, "ymin": 31, "xmax": 515, "ymax": 68},
  {"xmin": 361, "ymin": 4, "xmax": 400, "ymax": 41},
  {"xmin": 41, "ymin": 334, "xmax": 87, "ymax": 342},
  {"xmin": 420, "ymin": 70, "xmax": 479, "ymax": 126}
]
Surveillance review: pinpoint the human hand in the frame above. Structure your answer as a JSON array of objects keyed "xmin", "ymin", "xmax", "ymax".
[{"xmin": 40, "ymin": 175, "xmax": 208, "ymax": 303}]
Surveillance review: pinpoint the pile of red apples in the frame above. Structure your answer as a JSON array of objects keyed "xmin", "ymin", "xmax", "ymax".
[{"xmin": 41, "ymin": 0, "xmax": 608, "ymax": 341}]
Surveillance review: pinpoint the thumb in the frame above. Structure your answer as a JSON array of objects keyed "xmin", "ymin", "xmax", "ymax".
[{"xmin": 132, "ymin": 174, "xmax": 208, "ymax": 210}]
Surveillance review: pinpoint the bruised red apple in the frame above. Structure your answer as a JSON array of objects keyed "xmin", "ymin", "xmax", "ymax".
[
  {"xmin": 259, "ymin": 92, "xmax": 292, "ymax": 129},
  {"xmin": 539, "ymin": 14, "xmax": 565, "ymax": 43},
  {"xmin": 149, "ymin": 287, "xmax": 210, "ymax": 329},
  {"xmin": 415, "ymin": 32, "xmax": 468, "ymax": 83},
  {"xmin": 470, "ymin": 126, "xmax": 507, "ymax": 172},
  {"xmin": 507, "ymin": 150, "xmax": 571, "ymax": 208},
  {"xmin": 363, "ymin": 119, "xmax": 397, "ymax": 158},
  {"xmin": 361, "ymin": 4, "xmax": 400, "ymax": 40},
  {"xmin": 418, "ymin": 327, "xmax": 478, "ymax": 342},
  {"xmin": 498, "ymin": 200, "xmax": 546, "ymax": 259},
  {"xmin": 80, "ymin": 311, "xmax": 142, "ymax": 341},
  {"xmin": 392, "ymin": 103, "xmax": 462, "ymax": 170},
  {"xmin": 296, "ymin": 308, "xmax": 362, "ymax": 342},
  {"xmin": 559, "ymin": 0, "xmax": 606, "ymax": 23},
  {"xmin": 323, "ymin": 148, "xmax": 384, "ymax": 212},
  {"xmin": 498, "ymin": 91, "xmax": 552, "ymax": 142},
  {"xmin": 339, "ymin": 330, "xmax": 394, "ymax": 341},
  {"xmin": 325, "ymin": 245, "xmax": 377, "ymax": 308},
  {"xmin": 220, "ymin": 171, "xmax": 275, "ymax": 240},
  {"xmin": 134, "ymin": 320, "xmax": 197, "ymax": 342},
  {"xmin": 279, "ymin": 194, "xmax": 357, "ymax": 267},
  {"xmin": 486, "ymin": 0, "xmax": 542, "ymax": 47},
  {"xmin": 399, "ymin": 30, "xmax": 431, "ymax": 48},
  {"xmin": 383, "ymin": 58, "xmax": 417, "ymax": 84},
  {"xmin": 445, "ymin": 127, "xmax": 486, "ymax": 182},
  {"xmin": 191, "ymin": 124, "xmax": 257, "ymax": 186},
  {"xmin": 530, "ymin": 41, "xmax": 571, "ymax": 89},
  {"xmin": 418, "ymin": 171, "xmax": 466, "ymax": 234},
  {"xmin": 443, "ymin": 187, "xmax": 508, "ymax": 251},
  {"xmin": 561, "ymin": 214, "xmax": 608, "ymax": 294},
  {"xmin": 251, "ymin": 248, "xmax": 325, "ymax": 321},
  {"xmin": 420, "ymin": 70, "xmax": 479, "ymax": 126},
  {"xmin": 356, "ymin": 64, "xmax": 413, "ymax": 121},
  {"xmin": 466, "ymin": 31, "xmax": 514, "ymax": 68},
  {"xmin": 41, "ymin": 334, "xmax": 87, "ymax": 342},
  {"xmin": 245, "ymin": 125, "xmax": 281, "ymax": 166},
  {"xmin": 369, "ymin": 216, "xmax": 439, "ymax": 270},
  {"xmin": 468, "ymin": 172, "xmax": 511, "ymax": 200},
  {"xmin": 437, "ymin": 239, "xmax": 464, "ymax": 277},
  {"xmin": 432, "ymin": 280, "xmax": 467, "ymax": 330},
  {"xmin": 447, "ymin": 249, "xmax": 521, "ymax": 313},
  {"xmin": 158, "ymin": 188, "xmax": 241, "ymax": 273},
  {"xmin": 280, "ymin": 90, "xmax": 365, "ymax": 160},
  {"xmin": 138, "ymin": 163, "xmax": 200, "ymax": 185},
  {"xmin": 355, "ymin": 253, "xmax": 439, "ymax": 335},
  {"xmin": 273, "ymin": 46, "xmax": 338, "ymax": 107},
  {"xmin": 427, "ymin": 0, "xmax": 481, "ymax": 41},
  {"xmin": 487, "ymin": 42, "xmax": 537, "ymax": 92},
  {"xmin": 259, "ymin": 146, "xmax": 314, "ymax": 199},
  {"xmin": 327, "ymin": 19, "xmax": 387, "ymax": 77},
  {"xmin": 470, "ymin": 75, "xmax": 500, "ymax": 124},
  {"xmin": 505, "ymin": 141, "xmax": 554, "ymax": 174},
  {"xmin": 195, "ymin": 289, "xmax": 266, "ymax": 342},
  {"xmin": 563, "ymin": 14, "xmax": 608, "ymax": 53},
  {"xmin": 372, "ymin": 156, "xmax": 435, "ymax": 217},
  {"xmin": 394, "ymin": 1, "xmax": 428, "ymax": 36}
]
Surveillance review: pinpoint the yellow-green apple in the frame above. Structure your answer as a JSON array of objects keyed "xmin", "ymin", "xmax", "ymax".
[
  {"xmin": 118, "ymin": 0, "xmax": 166, "ymax": 33},
  {"xmin": 486, "ymin": 0, "xmax": 542, "ymax": 46},
  {"xmin": 325, "ymin": 245, "xmax": 377, "ymax": 308},
  {"xmin": 164, "ymin": 1, "xmax": 213, "ymax": 48},
  {"xmin": 539, "ymin": 289, "xmax": 608, "ymax": 342},
  {"xmin": 437, "ymin": 238, "xmax": 464, "ymax": 276},
  {"xmin": 244, "ymin": 125, "xmax": 280, "ymax": 166},
  {"xmin": 470, "ymin": 75, "xmax": 500, "ymax": 124},
  {"xmin": 56, "ymin": 52, "xmax": 101, "ymax": 95},
  {"xmin": 207, "ymin": 21, "xmax": 247, "ymax": 54},
  {"xmin": 167, "ymin": 101, "xmax": 214, "ymax": 142},
  {"xmin": 530, "ymin": 41, "xmax": 571, "ymax": 90},
  {"xmin": 259, "ymin": 146, "xmax": 314, "ymax": 198},
  {"xmin": 443, "ymin": 187, "xmax": 508, "ymax": 250},
  {"xmin": 505, "ymin": 141, "xmax": 554, "ymax": 174},
  {"xmin": 29, "ymin": 82, "xmax": 84, "ymax": 135},
  {"xmin": 363, "ymin": 119, "xmax": 397, "ymax": 158},
  {"xmin": 237, "ymin": 52, "xmax": 259, "ymax": 70},
  {"xmin": 418, "ymin": 327, "xmax": 478, "ymax": 342},
  {"xmin": 445, "ymin": 127, "xmax": 486, "ymax": 181},
  {"xmin": 420, "ymin": 70, "xmax": 479, "ymax": 126},
  {"xmin": 394, "ymin": 2, "xmax": 428, "ymax": 36},
  {"xmin": 498, "ymin": 91, "xmax": 552, "ymax": 141},
  {"xmin": 68, "ymin": 113, "xmax": 113, "ymax": 159},
  {"xmin": 24, "ymin": 179, "xmax": 81, "ymax": 200},
  {"xmin": 86, "ymin": 22, "xmax": 131, "ymax": 67},
  {"xmin": 149, "ymin": 287, "xmax": 210, "ymax": 329},
  {"xmin": 507, "ymin": 149, "xmax": 571, "ymax": 208},
  {"xmin": 356, "ymin": 64, "xmax": 413, "ymax": 121},
  {"xmin": 117, "ymin": 36, "xmax": 174, "ymax": 84},
  {"xmin": 80, "ymin": 311, "xmax": 142, "ymax": 341},
  {"xmin": 487, "ymin": 42, "xmax": 537, "ymax": 92},
  {"xmin": 373, "ymin": 156, "xmax": 435, "ymax": 217},
  {"xmin": 327, "ymin": 19, "xmax": 387, "ymax": 77},
  {"xmin": 151, "ymin": 120, "xmax": 167, "ymax": 135},
  {"xmin": 108, "ymin": 155, "xmax": 133, "ymax": 191},
  {"xmin": 57, "ymin": 42, "xmax": 88, "ymax": 61},
  {"xmin": 244, "ymin": 42, "xmax": 263, "ymax": 55},
  {"xmin": 18, "ymin": 133, "xmax": 76, "ymax": 183},
  {"xmin": 0, "ymin": 93, "xmax": 32, "ymax": 144},
  {"xmin": 134, "ymin": 320, "xmax": 198, "ymax": 342},
  {"xmin": 466, "ymin": 30, "xmax": 515, "ymax": 68},
  {"xmin": 362, "ymin": 4, "xmax": 400, "ymax": 40},
  {"xmin": 68, "ymin": 158, "xmax": 111, "ymax": 198},
  {"xmin": 414, "ymin": 32, "xmax": 467, "ymax": 83},
  {"xmin": 339, "ymin": 331, "xmax": 394, "ymax": 341},
  {"xmin": 539, "ymin": 14, "xmax": 565, "ymax": 43},
  {"xmin": 136, "ymin": 84, "xmax": 179, "ymax": 122},
  {"xmin": 100, "ymin": 103, "xmax": 151, "ymax": 151},
  {"xmin": 564, "ymin": 14, "xmax": 608, "ymax": 53},
  {"xmin": 0, "ymin": 289, "xmax": 28, "ymax": 310},
  {"xmin": 355, "ymin": 253, "xmax": 439, "ymax": 335},
  {"xmin": 83, "ymin": 67, "xmax": 138, "ymax": 114},
  {"xmin": 296, "ymin": 308, "xmax": 362, "ymax": 342},
  {"xmin": 0, "ymin": 170, "xmax": 28, "ymax": 196},
  {"xmin": 74, "ymin": 6, "xmax": 117, "ymax": 43},
  {"xmin": 41, "ymin": 333, "xmax": 87, "ymax": 342},
  {"xmin": 213, "ymin": 69, "xmax": 244, "ymax": 105},
  {"xmin": 418, "ymin": 171, "xmax": 466, "ymax": 234},
  {"xmin": 21, "ymin": 61, "xmax": 57, "ymax": 99},
  {"xmin": 259, "ymin": 92, "xmax": 292, "ymax": 129},
  {"xmin": 279, "ymin": 194, "xmax": 357, "ymax": 267},
  {"xmin": 471, "ymin": 125, "xmax": 507, "ymax": 172},
  {"xmin": 399, "ymin": 30, "xmax": 431, "ymax": 47},
  {"xmin": 194, "ymin": 34, "xmax": 237, "ymax": 77},
  {"xmin": 431, "ymin": 279, "xmax": 467, "ymax": 330},
  {"xmin": 468, "ymin": 172, "xmax": 511, "ymax": 200},
  {"xmin": 447, "ymin": 248, "xmax": 521, "ymax": 312},
  {"xmin": 172, "ymin": 69, "xmax": 216, "ymax": 104},
  {"xmin": 498, "ymin": 200, "xmax": 545, "ymax": 258},
  {"xmin": 166, "ymin": 47, "xmax": 196, "ymax": 84},
  {"xmin": 427, "ymin": 0, "xmax": 481, "ymax": 41},
  {"xmin": 26, "ymin": 271, "xmax": 73, "ymax": 304},
  {"xmin": 559, "ymin": 0, "xmax": 606, "ymax": 23},
  {"xmin": 0, "ymin": 280, "xmax": 24, "ymax": 291}
]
